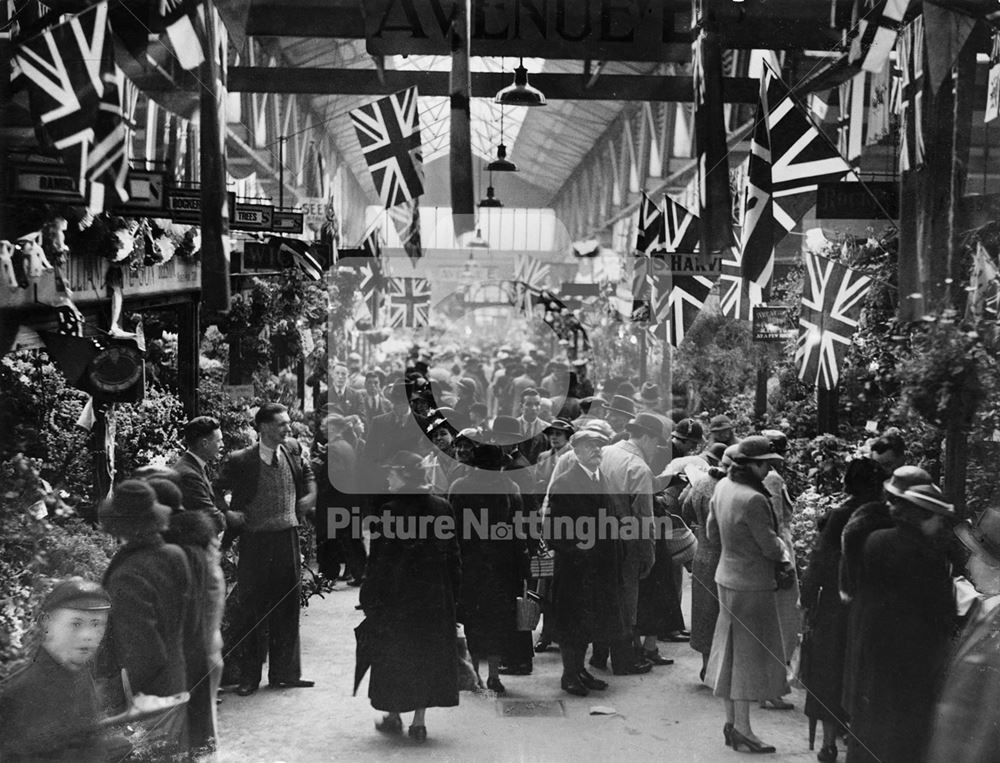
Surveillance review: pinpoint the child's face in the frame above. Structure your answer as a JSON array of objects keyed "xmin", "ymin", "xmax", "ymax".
[{"xmin": 43, "ymin": 607, "xmax": 109, "ymax": 671}]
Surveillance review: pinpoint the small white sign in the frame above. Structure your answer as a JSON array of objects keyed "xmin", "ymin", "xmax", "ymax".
[{"xmin": 300, "ymin": 197, "xmax": 327, "ymax": 231}]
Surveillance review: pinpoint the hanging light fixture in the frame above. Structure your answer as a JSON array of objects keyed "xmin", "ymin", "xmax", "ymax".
[
  {"xmin": 494, "ymin": 57, "xmax": 546, "ymax": 107},
  {"xmin": 487, "ymin": 106, "xmax": 517, "ymax": 172},
  {"xmin": 467, "ymin": 228, "xmax": 490, "ymax": 248},
  {"xmin": 478, "ymin": 171, "xmax": 503, "ymax": 207}
]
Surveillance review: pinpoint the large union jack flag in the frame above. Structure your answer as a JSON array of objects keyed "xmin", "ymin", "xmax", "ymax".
[
  {"xmin": 386, "ymin": 276, "xmax": 431, "ymax": 328},
  {"xmin": 350, "ymin": 87, "xmax": 424, "ymax": 209},
  {"xmin": 741, "ymin": 71, "xmax": 775, "ymax": 292},
  {"xmin": 895, "ymin": 15, "xmax": 925, "ymax": 173},
  {"xmin": 718, "ymin": 245, "xmax": 762, "ymax": 321},
  {"xmin": 795, "ymin": 252, "xmax": 872, "ymax": 390},
  {"xmin": 766, "ymin": 73, "xmax": 852, "ymax": 244},
  {"xmin": 636, "ymin": 192, "xmax": 664, "ymax": 255},
  {"xmin": 14, "ymin": 2, "xmax": 130, "ymax": 207},
  {"xmin": 646, "ymin": 262, "xmax": 717, "ymax": 348}
]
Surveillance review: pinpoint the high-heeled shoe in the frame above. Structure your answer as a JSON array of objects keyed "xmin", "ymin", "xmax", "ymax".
[
  {"xmin": 723, "ymin": 722, "xmax": 734, "ymax": 747},
  {"xmin": 817, "ymin": 743, "xmax": 838, "ymax": 762},
  {"xmin": 729, "ymin": 728, "xmax": 776, "ymax": 754},
  {"xmin": 486, "ymin": 676, "xmax": 506, "ymax": 695},
  {"xmin": 408, "ymin": 724, "xmax": 427, "ymax": 743}
]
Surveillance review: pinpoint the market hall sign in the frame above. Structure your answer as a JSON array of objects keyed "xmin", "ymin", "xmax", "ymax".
[
  {"xmin": 9, "ymin": 162, "xmax": 166, "ymax": 213},
  {"xmin": 815, "ymin": 182, "xmax": 899, "ymax": 220},
  {"xmin": 363, "ymin": 0, "xmax": 687, "ymax": 60}
]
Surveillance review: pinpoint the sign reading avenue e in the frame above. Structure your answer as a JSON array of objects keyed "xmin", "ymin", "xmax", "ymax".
[{"xmin": 363, "ymin": 0, "xmax": 688, "ymax": 61}]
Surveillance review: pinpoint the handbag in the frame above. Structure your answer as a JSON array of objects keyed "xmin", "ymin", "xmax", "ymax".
[
  {"xmin": 664, "ymin": 514, "xmax": 698, "ymax": 566},
  {"xmin": 515, "ymin": 582, "xmax": 542, "ymax": 631},
  {"xmin": 529, "ymin": 545, "xmax": 555, "ymax": 578}
]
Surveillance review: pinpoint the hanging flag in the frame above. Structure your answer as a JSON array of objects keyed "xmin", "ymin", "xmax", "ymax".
[
  {"xmin": 866, "ymin": 59, "xmax": 894, "ymax": 145},
  {"xmin": 740, "ymin": 70, "xmax": 776, "ymax": 292},
  {"xmin": 662, "ymin": 194, "xmax": 700, "ymax": 254},
  {"xmin": 88, "ymin": 65, "xmax": 131, "ymax": 207},
  {"xmin": 765, "ymin": 71, "xmax": 853, "ymax": 241},
  {"xmin": 837, "ymin": 72, "xmax": 867, "ymax": 163},
  {"xmin": 895, "ymin": 15, "xmax": 925, "ymax": 173},
  {"xmin": 388, "ymin": 198, "xmax": 423, "ymax": 263},
  {"xmin": 692, "ymin": 24, "xmax": 733, "ymax": 261},
  {"xmin": 987, "ymin": 32, "xmax": 1000, "ymax": 123},
  {"xmin": 636, "ymin": 192, "xmax": 664, "ymax": 255},
  {"xmin": 718, "ymin": 247, "xmax": 760, "ymax": 321},
  {"xmin": 622, "ymin": 255, "xmax": 651, "ymax": 322},
  {"xmin": 272, "ymin": 237, "xmax": 324, "ymax": 281},
  {"xmin": 655, "ymin": 272, "xmax": 718, "ymax": 348},
  {"xmin": 386, "ymin": 277, "xmax": 431, "ymax": 328},
  {"xmin": 358, "ymin": 223, "xmax": 382, "ymax": 261},
  {"xmin": 14, "ymin": 3, "xmax": 130, "ymax": 210},
  {"xmin": 159, "ymin": 0, "xmax": 209, "ymax": 70},
  {"xmin": 350, "ymin": 86, "xmax": 424, "ymax": 209},
  {"xmin": 966, "ymin": 242, "xmax": 1000, "ymax": 323},
  {"xmin": 513, "ymin": 254, "xmax": 550, "ymax": 314},
  {"xmin": 848, "ymin": 0, "xmax": 909, "ymax": 74},
  {"xmin": 449, "ymin": 0, "xmax": 474, "ymax": 238},
  {"xmin": 795, "ymin": 252, "xmax": 872, "ymax": 390}
]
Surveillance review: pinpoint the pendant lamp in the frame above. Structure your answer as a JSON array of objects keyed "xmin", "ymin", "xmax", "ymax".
[
  {"xmin": 487, "ymin": 107, "xmax": 517, "ymax": 172},
  {"xmin": 494, "ymin": 58, "xmax": 546, "ymax": 107}
]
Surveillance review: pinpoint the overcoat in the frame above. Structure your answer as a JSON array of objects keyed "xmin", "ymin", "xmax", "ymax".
[
  {"xmin": 681, "ymin": 468, "xmax": 724, "ymax": 656},
  {"xmin": 360, "ymin": 490, "xmax": 461, "ymax": 713},
  {"xmin": 546, "ymin": 463, "xmax": 626, "ymax": 644},
  {"xmin": 841, "ymin": 522, "xmax": 955, "ymax": 763}
]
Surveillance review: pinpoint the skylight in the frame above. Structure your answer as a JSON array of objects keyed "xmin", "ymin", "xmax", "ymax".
[{"xmin": 388, "ymin": 55, "xmax": 544, "ymax": 163}]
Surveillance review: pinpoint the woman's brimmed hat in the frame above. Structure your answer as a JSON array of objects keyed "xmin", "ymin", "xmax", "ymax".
[
  {"xmin": 728, "ymin": 435, "xmax": 784, "ymax": 463},
  {"xmin": 543, "ymin": 419, "xmax": 575, "ymax": 436},
  {"xmin": 99, "ymin": 479, "xmax": 171, "ymax": 538},
  {"xmin": 884, "ymin": 466, "xmax": 954, "ymax": 516}
]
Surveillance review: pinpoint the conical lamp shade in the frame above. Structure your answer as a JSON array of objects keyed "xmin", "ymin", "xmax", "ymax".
[
  {"xmin": 487, "ymin": 143, "xmax": 517, "ymax": 172},
  {"xmin": 494, "ymin": 63, "xmax": 546, "ymax": 106},
  {"xmin": 478, "ymin": 185, "xmax": 503, "ymax": 208}
]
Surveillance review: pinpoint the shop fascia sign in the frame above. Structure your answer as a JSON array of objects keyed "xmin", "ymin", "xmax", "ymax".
[
  {"xmin": 8, "ymin": 160, "xmax": 166, "ymax": 213},
  {"xmin": 167, "ymin": 186, "xmax": 303, "ymax": 233}
]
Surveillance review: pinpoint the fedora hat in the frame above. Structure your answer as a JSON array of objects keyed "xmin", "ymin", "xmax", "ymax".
[
  {"xmin": 729, "ymin": 435, "xmax": 784, "ymax": 463},
  {"xmin": 490, "ymin": 415, "xmax": 523, "ymax": 445},
  {"xmin": 607, "ymin": 394, "xmax": 636, "ymax": 417},
  {"xmin": 956, "ymin": 508, "xmax": 1000, "ymax": 566},
  {"xmin": 634, "ymin": 382, "xmax": 660, "ymax": 403},
  {"xmin": 99, "ymin": 479, "xmax": 171, "ymax": 538},
  {"xmin": 625, "ymin": 412, "xmax": 665, "ymax": 440},
  {"xmin": 884, "ymin": 466, "xmax": 937, "ymax": 502}
]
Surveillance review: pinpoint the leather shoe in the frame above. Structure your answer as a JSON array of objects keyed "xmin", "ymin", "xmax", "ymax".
[
  {"xmin": 408, "ymin": 724, "xmax": 427, "ymax": 743},
  {"xmin": 643, "ymin": 649, "xmax": 675, "ymax": 666},
  {"xmin": 534, "ymin": 639, "xmax": 552, "ymax": 653},
  {"xmin": 660, "ymin": 631, "xmax": 690, "ymax": 643},
  {"xmin": 612, "ymin": 660, "xmax": 653, "ymax": 675},
  {"xmin": 235, "ymin": 683, "xmax": 258, "ymax": 697},
  {"xmin": 577, "ymin": 670, "xmax": 608, "ymax": 690},
  {"xmin": 270, "ymin": 678, "xmax": 315, "ymax": 688},
  {"xmin": 560, "ymin": 676, "xmax": 589, "ymax": 696}
]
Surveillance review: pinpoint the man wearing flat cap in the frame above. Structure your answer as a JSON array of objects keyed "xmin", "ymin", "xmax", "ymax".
[
  {"xmin": 0, "ymin": 578, "xmax": 129, "ymax": 762},
  {"xmin": 926, "ymin": 506, "xmax": 1000, "ymax": 761},
  {"xmin": 707, "ymin": 415, "xmax": 736, "ymax": 447}
]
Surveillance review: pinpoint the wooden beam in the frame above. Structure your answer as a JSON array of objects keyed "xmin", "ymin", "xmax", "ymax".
[{"xmin": 226, "ymin": 68, "xmax": 760, "ymax": 103}]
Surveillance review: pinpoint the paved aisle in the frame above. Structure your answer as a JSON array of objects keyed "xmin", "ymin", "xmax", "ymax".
[{"xmin": 217, "ymin": 579, "xmax": 816, "ymax": 762}]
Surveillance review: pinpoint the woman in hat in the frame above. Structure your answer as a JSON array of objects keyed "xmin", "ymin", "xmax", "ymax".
[
  {"xmin": 448, "ymin": 443, "xmax": 531, "ymax": 693},
  {"xmin": 797, "ymin": 457, "xmax": 885, "ymax": 762},
  {"xmin": 840, "ymin": 466, "xmax": 957, "ymax": 763},
  {"xmin": 360, "ymin": 451, "xmax": 461, "ymax": 743},
  {"xmin": 705, "ymin": 436, "xmax": 789, "ymax": 754}
]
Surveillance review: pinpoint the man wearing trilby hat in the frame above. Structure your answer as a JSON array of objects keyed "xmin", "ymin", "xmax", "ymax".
[{"xmin": 925, "ymin": 506, "xmax": 1000, "ymax": 762}]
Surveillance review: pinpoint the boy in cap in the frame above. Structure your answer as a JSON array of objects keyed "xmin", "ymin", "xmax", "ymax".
[{"xmin": 0, "ymin": 578, "xmax": 128, "ymax": 762}]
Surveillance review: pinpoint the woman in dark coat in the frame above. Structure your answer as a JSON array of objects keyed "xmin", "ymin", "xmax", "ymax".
[
  {"xmin": 681, "ymin": 460, "xmax": 727, "ymax": 681},
  {"xmin": 547, "ymin": 428, "xmax": 626, "ymax": 696},
  {"xmin": 359, "ymin": 451, "xmax": 461, "ymax": 743},
  {"xmin": 448, "ymin": 443, "xmax": 530, "ymax": 694},
  {"xmin": 798, "ymin": 458, "xmax": 885, "ymax": 762},
  {"xmin": 840, "ymin": 466, "xmax": 957, "ymax": 763}
]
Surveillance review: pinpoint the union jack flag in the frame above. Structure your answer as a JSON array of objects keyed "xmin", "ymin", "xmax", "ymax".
[
  {"xmin": 795, "ymin": 252, "xmax": 872, "ymax": 390},
  {"xmin": 718, "ymin": 246, "xmax": 762, "ymax": 321},
  {"xmin": 388, "ymin": 198, "xmax": 423, "ymax": 263},
  {"xmin": 650, "ymin": 268, "xmax": 717, "ymax": 348},
  {"xmin": 350, "ymin": 86, "xmax": 424, "ymax": 209},
  {"xmin": 513, "ymin": 254, "xmax": 550, "ymax": 314},
  {"xmin": 895, "ymin": 15, "xmax": 925, "ymax": 173},
  {"xmin": 386, "ymin": 277, "xmax": 431, "ymax": 328},
  {"xmin": 636, "ymin": 192, "xmax": 664, "ymax": 255},
  {"xmin": 662, "ymin": 194, "xmax": 700, "ymax": 254},
  {"xmin": 741, "ymin": 70, "xmax": 776, "ymax": 291},
  {"xmin": 848, "ymin": 0, "xmax": 909, "ymax": 73},
  {"xmin": 766, "ymin": 72, "xmax": 852, "ymax": 243},
  {"xmin": 837, "ymin": 72, "xmax": 867, "ymax": 164},
  {"xmin": 14, "ymin": 2, "xmax": 130, "ymax": 208}
]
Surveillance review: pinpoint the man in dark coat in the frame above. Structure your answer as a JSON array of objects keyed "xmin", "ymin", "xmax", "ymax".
[
  {"xmin": 926, "ymin": 506, "xmax": 1000, "ymax": 762},
  {"xmin": 216, "ymin": 403, "xmax": 317, "ymax": 696},
  {"xmin": 99, "ymin": 480, "xmax": 192, "ymax": 753},
  {"xmin": 171, "ymin": 415, "xmax": 231, "ymax": 533},
  {"xmin": 547, "ymin": 427, "xmax": 625, "ymax": 696},
  {"xmin": 0, "ymin": 579, "xmax": 127, "ymax": 762},
  {"xmin": 326, "ymin": 360, "xmax": 365, "ymax": 418}
]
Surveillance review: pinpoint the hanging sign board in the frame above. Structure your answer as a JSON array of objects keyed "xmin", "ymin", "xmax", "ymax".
[
  {"xmin": 167, "ymin": 186, "xmax": 236, "ymax": 223},
  {"xmin": 815, "ymin": 182, "xmax": 898, "ymax": 219},
  {"xmin": 271, "ymin": 209, "xmax": 304, "ymax": 234},
  {"xmin": 752, "ymin": 305, "xmax": 797, "ymax": 343},
  {"xmin": 231, "ymin": 202, "xmax": 273, "ymax": 231},
  {"xmin": 8, "ymin": 162, "xmax": 86, "ymax": 204},
  {"xmin": 649, "ymin": 252, "xmax": 724, "ymax": 276},
  {"xmin": 300, "ymin": 197, "xmax": 327, "ymax": 231}
]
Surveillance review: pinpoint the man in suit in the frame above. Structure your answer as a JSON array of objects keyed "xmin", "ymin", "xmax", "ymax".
[
  {"xmin": 925, "ymin": 507, "xmax": 1000, "ymax": 762},
  {"xmin": 216, "ymin": 403, "xmax": 316, "ymax": 696},
  {"xmin": 360, "ymin": 370, "xmax": 390, "ymax": 425},
  {"xmin": 596, "ymin": 413, "xmax": 658, "ymax": 675},
  {"xmin": 326, "ymin": 360, "xmax": 364, "ymax": 418},
  {"xmin": 171, "ymin": 416, "xmax": 230, "ymax": 534},
  {"xmin": 515, "ymin": 388, "xmax": 550, "ymax": 465}
]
